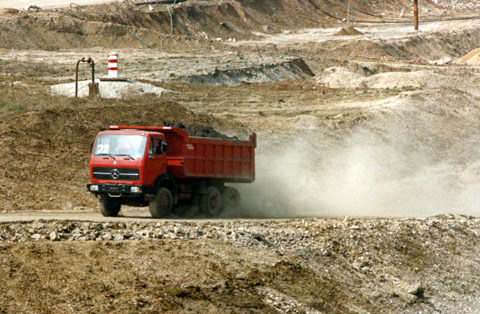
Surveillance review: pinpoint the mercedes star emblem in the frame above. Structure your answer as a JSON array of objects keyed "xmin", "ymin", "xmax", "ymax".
[{"xmin": 111, "ymin": 169, "xmax": 120, "ymax": 180}]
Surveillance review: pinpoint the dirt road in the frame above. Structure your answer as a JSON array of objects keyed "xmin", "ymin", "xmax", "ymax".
[{"xmin": 0, "ymin": 210, "xmax": 151, "ymax": 222}]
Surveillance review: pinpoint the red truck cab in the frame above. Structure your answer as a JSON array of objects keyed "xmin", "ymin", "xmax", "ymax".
[{"xmin": 87, "ymin": 126, "xmax": 256, "ymax": 218}]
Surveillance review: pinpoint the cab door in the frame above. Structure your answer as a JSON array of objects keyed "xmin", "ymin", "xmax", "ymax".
[{"xmin": 144, "ymin": 135, "xmax": 167, "ymax": 185}]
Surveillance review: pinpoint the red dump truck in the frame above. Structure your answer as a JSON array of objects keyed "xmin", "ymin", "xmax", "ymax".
[{"xmin": 86, "ymin": 126, "xmax": 256, "ymax": 218}]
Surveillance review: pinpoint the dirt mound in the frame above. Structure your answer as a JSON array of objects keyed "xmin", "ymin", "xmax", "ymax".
[
  {"xmin": 175, "ymin": 57, "xmax": 314, "ymax": 85},
  {"xmin": 317, "ymin": 67, "xmax": 460, "ymax": 90},
  {"xmin": 0, "ymin": 100, "xmax": 248, "ymax": 211},
  {"xmin": 301, "ymin": 27, "xmax": 480, "ymax": 62},
  {"xmin": 335, "ymin": 26, "xmax": 364, "ymax": 36},
  {"xmin": 456, "ymin": 47, "xmax": 480, "ymax": 64},
  {"xmin": 0, "ymin": 8, "xmax": 18, "ymax": 14}
]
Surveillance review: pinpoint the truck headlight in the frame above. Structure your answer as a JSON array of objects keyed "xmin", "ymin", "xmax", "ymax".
[
  {"xmin": 131, "ymin": 187, "xmax": 141, "ymax": 193},
  {"xmin": 90, "ymin": 185, "xmax": 99, "ymax": 191}
]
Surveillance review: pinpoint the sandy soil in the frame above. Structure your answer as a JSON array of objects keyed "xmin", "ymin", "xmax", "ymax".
[{"xmin": 2, "ymin": 0, "xmax": 480, "ymax": 312}]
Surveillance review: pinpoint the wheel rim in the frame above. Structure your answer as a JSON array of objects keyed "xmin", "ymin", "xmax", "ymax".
[{"xmin": 209, "ymin": 194, "xmax": 220, "ymax": 209}]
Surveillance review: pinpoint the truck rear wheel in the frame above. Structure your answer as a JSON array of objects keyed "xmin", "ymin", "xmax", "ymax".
[
  {"xmin": 200, "ymin": 186, "xmax": 223, "ymax": 217},
  {"xmin": 149, "ymin": 187, "xmax": 172, "ymax": 218},
  {"xmin": 99, "ymin": 195, "xmax": 121, "ymax": 217},
  {"xmin": 222, "ymin": 187, "xmax": 241, "ymax": 211}
]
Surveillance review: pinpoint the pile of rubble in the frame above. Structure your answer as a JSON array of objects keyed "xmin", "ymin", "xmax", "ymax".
[
  {"xmin": 0, "ymin": 220, "xmax": 319, "ymax": 251},
  {"xmin": 1, "ymin": 215, "xmax": 478, "ymax": 254}
]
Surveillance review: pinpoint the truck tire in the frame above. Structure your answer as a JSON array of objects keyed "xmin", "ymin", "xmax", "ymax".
[
  {"xmin": 149, "ymin": 187, "xmax": 172, "ymax": 218},
  {"xmin": 200, "ymin": 186, "xmax": 223, "ymax": 217},
  {"xmin": 99, "ymin": 195, "xmax": 121, "ymax": 217},
  {"xmin": 222, "ymin": 187, "xmax": 241, "ymax": 211}
]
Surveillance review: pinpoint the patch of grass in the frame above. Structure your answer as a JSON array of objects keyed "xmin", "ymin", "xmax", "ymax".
[{"xmin": 12, "ymin": 104, "xmax": 27, "ymax": 111}]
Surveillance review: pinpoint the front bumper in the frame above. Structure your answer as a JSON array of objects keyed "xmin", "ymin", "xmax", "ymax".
[{"xmin": 86, "ymin": 183, "xmax": 154, "ymax": 195}]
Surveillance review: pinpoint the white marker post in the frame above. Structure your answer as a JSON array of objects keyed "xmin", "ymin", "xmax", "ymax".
[{"xmin": 108, "ymin": 52, "xmax": 118, "ymax": 78}]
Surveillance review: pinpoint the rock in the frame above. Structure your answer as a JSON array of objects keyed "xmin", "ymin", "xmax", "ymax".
[
  {"xmin": 81, "ymin": 223, "xmax": 90, "ymax": 232},
  {"xmin": 113, "ymin": 234, "xmax": 124, "ymax": 241},
  {"xmin": 49, "ymin": 231, "xmax": 60, "ymax": 241},
  {"xmin": 409, "ymin": 284, "xmax": 426, "ymax": 299},
  {"xmin": 102, "ymin": 232, "xmax": 113, "ymax": 240}
]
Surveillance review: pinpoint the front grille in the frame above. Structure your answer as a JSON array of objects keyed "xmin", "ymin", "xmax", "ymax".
[{"xmin": 92, "ymin": 167, "xmax": 139, "ymax": 181}]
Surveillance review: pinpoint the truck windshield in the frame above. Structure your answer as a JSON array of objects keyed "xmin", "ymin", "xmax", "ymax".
[{"xmin": 93, "ymin": 134, "xmax": 147, "ymax": 159}]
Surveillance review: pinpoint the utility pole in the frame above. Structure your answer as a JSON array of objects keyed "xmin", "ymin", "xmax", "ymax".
[
  {"xmin": 346, "ymin": 0, "xmax": 353, "ymax": 28},
  {"xmin": 414, "ymin": 0, "xmax": 419, "ymax": 30}
]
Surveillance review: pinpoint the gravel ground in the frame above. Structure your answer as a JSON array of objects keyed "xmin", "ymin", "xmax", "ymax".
[{"xmin": 1, "ymin": 215, "xmax": 480, "ymax": 313}]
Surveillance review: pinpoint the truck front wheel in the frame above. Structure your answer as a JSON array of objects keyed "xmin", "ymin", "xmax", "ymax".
[
  {"xmin": 149, "ymin": 187, "xmax": 173, "ymax": 218},
  {"xmin": 99, "ymin": 195, "xmax": 121, "ymax": 217},
  {"xmin": 200, "ymin": 186, "xmax": 223, "ymax": 217}
]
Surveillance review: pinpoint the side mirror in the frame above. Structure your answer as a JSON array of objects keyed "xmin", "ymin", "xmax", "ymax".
[
  {"xmin": 161, "ymin": 142, "xmax": 167, "ymax": 154},
  {"xmin": 90, "ymin": 139, "xmax": 94, "ymax": 153}
]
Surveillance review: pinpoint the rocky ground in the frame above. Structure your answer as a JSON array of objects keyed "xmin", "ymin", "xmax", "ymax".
[
  {"xmin": 1, "ymin": 0, "xmax": 480, "ymax": 313},
  {"xmin": 2, "ymin": 215, "xmax": 480, "ymax": 313}
]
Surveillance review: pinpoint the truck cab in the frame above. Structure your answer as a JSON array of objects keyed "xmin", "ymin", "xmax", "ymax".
[{"xmin": 87, "ymin": 130, "xmax": 171, "ymax": 216}]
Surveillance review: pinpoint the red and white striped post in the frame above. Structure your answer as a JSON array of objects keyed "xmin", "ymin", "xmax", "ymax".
[{"xmin": 107, "ymin": 52, "xmax": 118, "ymax": 78}]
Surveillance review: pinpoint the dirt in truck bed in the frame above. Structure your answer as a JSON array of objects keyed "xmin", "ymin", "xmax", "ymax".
[
  {"xmin": 2, "ymin": 0, "xmax": 480, "ymax": 313},
  {"xmin": 162, "ymin": 120, "xmax": 238, "ymax": 139}
]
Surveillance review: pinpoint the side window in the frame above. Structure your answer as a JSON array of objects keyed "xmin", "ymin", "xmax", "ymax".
[
  {"xmin": 148, "ymin": 138, "xmax": 154, "ymax": 158},
  {"xmin": 154, "ymin": 139, "xmax": 163, "ymax": 155}
]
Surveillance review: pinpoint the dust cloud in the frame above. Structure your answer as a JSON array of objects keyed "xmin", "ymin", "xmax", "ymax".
[{"xmin": 237, "ymin": 130, "xmax": 480, "ymax": 218}]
